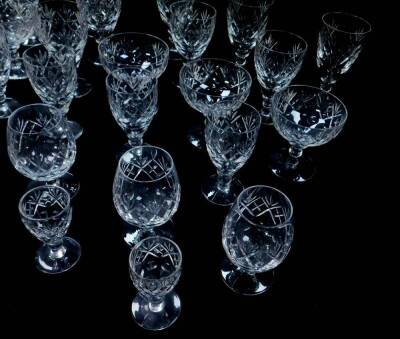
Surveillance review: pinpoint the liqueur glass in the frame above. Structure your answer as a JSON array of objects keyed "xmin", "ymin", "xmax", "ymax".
[
  {"xmin": 222, "ymin": 185, "xmax": 294, "ymax": 295},
  {"xmin": 317, "ymin": 11, "xmax": 371, "ymax": 92},
  {"xmin": 129, "ymin": 236, "xmax": 182, "ymax": 331},
  {"xmin": 169, "ymin": 1, "xmax": 216, "ymax": 61},
  {"xmin": 203, "ymin": 103, "xmax": 261, "ymax": 206},
  {"xmin": 179, "ymin": 58, "xmax": 252, "ymax": 148},
  {"xmin": 255, "ymin": 30, "xmax": 307, "ymax": 125},
  {"xmin": 0, "ymin": 0, "xmax": 38, "ymax": 79},
  {"xmin": 0, "ymin": 24, "xmax": 21, "ymax": 119},
  {"xmin": 270, "ymin": 85, "xmax": 348, "ymax": 182},
  {"xmin": 19, "ymin": 185, "xmax": 81, "ymax": 274},
  {"xmin": 7, "ymin": 103, "xmax": 79, "ymax": 197},
  {"xmin": 106, "ymin": 67, "xmax": 158, "ymax": 147},
  {"xmin": 35, "ymin": 0, "xmax": 91, "ymax": 98},
  {"xmin": 99, "ymin": 32, "xmax": 170, "ymax": 79},
  {"xmin": 113, "ymin": 146, "xmax": 181, "ymax": 246},
  {"xmin": 227, "ymin": 0, "xmax": 275, "ymax": 66}
]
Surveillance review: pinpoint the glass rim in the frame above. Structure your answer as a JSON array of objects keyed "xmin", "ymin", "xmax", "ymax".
[
  {"xmin": 22, "ymin": 44, "xmax": 76, "ymax": 69},
  {"xmin": 322, "ymin": 11, "xmax": 372, "ymax": 35},
  {"xmin": 129, "ymin": 236, "xmax": 182, "ymax": 282},
  {"xmin": 117, "ymin": 145, "xmax": 176, "ymax": 184},
  {"xmin": 179, "ymin": 58, "xmax": 252, "ymax": 100},
  {"xmin": 230, "ymin": 0, "xmax": 273, "ymax": 9},
  {"xmin": 235, "ymin": 185, "xmax": 294, "ymax": 228},
  {"xmin": 206, "ymin": 102, "xmax": 261, "ymax": 134},
  {"xmin": 7, "ymin": 103, "xmax": 64, "ymax": 135},
  {"xmin": 272, "ymin": 84, "xmax": 348, "ymax": 131},
  {"xmin": 170, "ymin": 1, "xmax": 217, "ymax": 20},
  {"xmin": 257, "ymin": 29, "xmax": 308, "ymax": 55},
  {"xmin": 19, "ymin": 185, "xmax": 71, "ymax": 222},
  {"xmin": 105, "ymin": 66, "xmax": 157, "ymax": 96}
]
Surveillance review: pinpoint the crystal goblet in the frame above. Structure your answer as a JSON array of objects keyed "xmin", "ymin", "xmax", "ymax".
[
  {"xmin": 19, "ymin": 185, "xmax": 81, "ymax": 274},
  {"xmin": 270, "ymin": 85, "xmax": 348, "ymax": 182},
  {"xmin": 222, "ymin": 185, "xmax": 294, "ymax": 295},
  {"xmin": 129, "ymin": 236, "xmax": 182, "ymax": 331}
]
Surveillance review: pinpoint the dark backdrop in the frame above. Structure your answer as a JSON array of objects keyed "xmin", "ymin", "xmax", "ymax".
[{"xmin": 2, "ymin": 0, "xmax": 379, "ymax": 335}]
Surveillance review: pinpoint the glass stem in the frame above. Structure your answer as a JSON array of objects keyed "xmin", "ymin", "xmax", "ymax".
[
  {"xmin": 148, "ymin": 296, "xmax": 165, "ymax": 313},
  {"xmin": 320, "ymin": 80, "xmax": 333, "ymax": 93},
  {"xmin": 286, "ymin": 145, "xmax": 303, "ymax": 170},
  {"xmin": 47, "ymin": 239, "xmax": 66, "ymax": 260},
  {"xmin": 217, "ymin": 173, "xmax": 233, "ymax": 194},
  {"xmin": 9, "ymin": 47, "xmax": 19, "ymax": 63},
  {"xmin": 261, "ymin": 88, "xmax": 274, "ymax": 120},
  {"xmin": 0, "ymin": 87, "xmax": 6, "ymax": 106},
  {"xmin": 234, "ymin": 46, "xmax": 249, "ymax": 66},
  {"xmin": 128, "ymin": 135, "xmax": 144, "ymax": 147}
]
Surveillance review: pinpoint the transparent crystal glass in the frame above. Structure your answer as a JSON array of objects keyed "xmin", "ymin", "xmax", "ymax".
[
  {"xmin": 113, "ymin": 146, "xmax": 181, "ymax": 246},
  {"xmin": 35, "ymin": 0, "xmax": 91, "ymax": 98},
  {"xmin": 270, "ymin": 85, "xmax": 348, "ymax": 182},
  {"xmin": 0, "ymin": 24, "xmax": 21, "ymax": 118},
  {"xmin": 179, "ymin": 58, "xmax": 252, "ymax": 148},
  {"xmin": 106, "ymin": 66, "xmax": 158, "ymax": 147},
  {"xmin": 255, "ymin": 30, "xmax": 307, "ymax": 125},
  {"xmin": 129, "ymin": 236, "xmax": 182, "ymax": 331},
  {"xmin": 222, "ymin": 185, "xmax": 294, "ymax": 295},
  {"xmin": 7, "ymin": 104, "xmax": 79, "ymax": 195},
  {"xmin": 203, "ymin": 103, "xmax": 261, "ymax": 206},
  {"xmin": 169, "ymin": 1, "xmax": 216, "ymax": 61},
  {"xmin": 19, "ymin": 185, "xmax": 81, "ymax": 274},
  {"xmin": 317, "ymin": 11, "xmax": 371, "ymax": 92},
  {"xmin": 0, "ymin": 0, "xmax": 38, "ymax": 79},
  {"xmin": 227, "ymin": 0, "xmax": 275, "ymax": 66},
  {"xmin": 99, "ymin": 32, "xmax": 170, "ymax": 79}
]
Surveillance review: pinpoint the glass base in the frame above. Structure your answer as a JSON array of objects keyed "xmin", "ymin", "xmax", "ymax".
[
  {"xmin": 132, "ymin": 292, "xmax": 181, "ymax": 331},
  {"xmin": 270, "ymin": 149, "xmax": 315, "ymax": 183},
  {"xmin": 75, "ymin": 77, "xmax": 93, "ymax": 98},
  {"xmin": 27, "ymin": 173, "xmax": 80, "ymax": 199},
  {"xmin": 202, "ymin": 174, "xmax": 243, "ymax": 206},
  {"xmin": 187, "ymin": 123, "xmax": 204, "ymax": 149},
  {"xmin": 123, "ymin": 220, "xmax": 175, "ymax": 247},
  {"xmin": 68, "ymin": 120, "xmax": 83, "ymax": 140},
  {"xmin": 9, "ymin": 58, "xmax": 27, "ymax": 80},
  {"xmin": 221, "ymin": 258, "xmax": 274, "ymax": 295},
  {"xmin": 0, "ymin": 97, "xmax": 21, "ymax": 119},
  {"xmin": 36, "ymin": 237, "xmax": 81, "ymax": 274}
]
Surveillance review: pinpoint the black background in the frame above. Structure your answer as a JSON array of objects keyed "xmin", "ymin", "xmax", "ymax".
[{"xmin": 2, "ymin": 0, "xmax": 381, "ymax": 335}]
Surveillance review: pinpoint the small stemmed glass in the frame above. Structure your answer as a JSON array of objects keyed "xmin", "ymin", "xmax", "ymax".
[
  {"xmin": 19, "ymin": 185, "xmax": 81, "ymax": 274},
  {"xmin": 129, "ymin": 236, "xmax": 182, "ymax": 331},
  {"xmin": 255, "ymin": 30, "xmax": 307, "ymax": 125},
  {"xmin": 113, "ymin": 146, "xmax": 181, "ymax": 246},
  {"xmin": 270, "ymin": 85, "xmax": 348, "ymax": 182},
  {"xmin": 203, "ymin": 103, "xmax": 261, "ymax": 206},
  {"xmin": 222, "ymin": 185, "xmax": 294, "ymax": 295}
]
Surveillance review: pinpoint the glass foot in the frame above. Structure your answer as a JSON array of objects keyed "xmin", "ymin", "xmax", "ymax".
[
  {"xmin": 202, "ymin": 174, "xmax": 243, "ymax": 206},
  {"xmin": 0, "ymin": 97, "xmax": 21, "ymax": 119},
  {"xmin": 36, "ymin": 237, "xmax": 81, "ymax": 274},
  {"xmin": 221, "ymin": 257, "xmax": 274, "ymax": 295},
  {"xmin": 27, "ymin": 172, "xmax": 80, "ymax": 199},
  {"xmin": 68, "ymin": 120, "xmax": 83, "ymax": 140},
  {"xmin": 123, "ymin": 221, "xmax": 175, "ymax": 247},
  {"xmin": 187, "ymin": 123, "xmax": 204, "ymax": 149},
  {"xmin": 270, "ymin": 149, "xmax": 315, "ymax": 183},
  {"xmin": 132, "ymin": 292, "xmax": 181, "ymax": 331},
  {"xmin": 9, "ymin": 57, "xmax": 27, "ymax": 80},
  {"xmin": 75, "ymin": 77, "xmax": 93, "ymax": 98}
]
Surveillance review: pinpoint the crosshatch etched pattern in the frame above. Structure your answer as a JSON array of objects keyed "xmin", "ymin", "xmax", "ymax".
[
  {"xmin": 222, "ymin": 187, "xmax": 294, "ymax": 273},
  {"xmin": 20, "ymin": 186, "xmax": 72, "ymax": 243},
  {"xmin": 272, "ymin": 87, "xmax": 347, "ymax": 148},
  {"xmin": 130, "ymin": 237, "xmax": 181, "ymax": 297},
  {"xmin": 113, "ymin": 148, "xmax": 181, "ymax": 229},
  {"xmin": 180, "ymin": 60, "xmax": 251, "ymax": 116}
]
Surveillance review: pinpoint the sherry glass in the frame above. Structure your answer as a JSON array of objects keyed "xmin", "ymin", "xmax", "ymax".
[
  {"xmin": 0, "ymin": 24, "xmax": 21, "ymax": 119},
  {"xmin": 227, "ymin": 0, "xmax": 275, "ymax": 66},
  {"xmin": 129, "ymin": 236, "xmax": 182, "ymax": 331},
  {"xmin": 113, "ymin": 146, "xmax": 181, "ymax": 246},
  {"xmin": 0, "ymin": 0, "xmax": 38, "ymax": 79},
  {"xmin": 317, "ymin": 11, "xmax": 371, "ymax": 92},
  {"xmin": 7, "ymin": 103, "xmax": 79, "ymax": 197},
  {"xmin": 203, "ymin": 102, "xmax": 261, "ymax": 206},
  {"xmin": 222, "ymin": 185, "xmax": 294, "ymax": 295},
  {"xmin": 255, "ymin": 30, "xmax": 307, "ymax": 125},
  {"xmin": 270, "ymin": 85, "xmax": 348, "ymax": 182},
  {"xmin": 106, "ymin": 66, "xmax": 158, "ymax": 147},
  {"xmin": 179, "ymin": 58, "xmax": 252, "ymax": 148},
  {"xmin": 169, "ymin": 1, "xmax": 216, "ymax": 61},
  {"xmin": 19, "ymin": 185, "xmax": 81, "ymax": 274}
]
